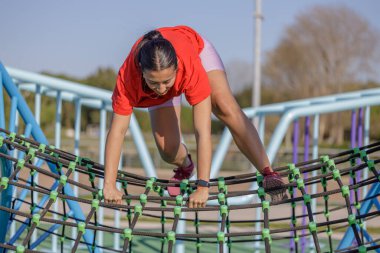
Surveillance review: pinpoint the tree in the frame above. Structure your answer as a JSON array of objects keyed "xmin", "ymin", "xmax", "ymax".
[{"xmin": 262, "ymin": 4, "xmax": 380, "ymax": 145}]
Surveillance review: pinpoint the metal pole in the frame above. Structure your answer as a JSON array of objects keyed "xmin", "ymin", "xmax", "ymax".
[
  {"xmin": 253, "ymin": 2, "xmax": 263, "ymax": 253},
  {"xmin": 252, "ymin": 0, "xmax": 263, "ymax": 120}
]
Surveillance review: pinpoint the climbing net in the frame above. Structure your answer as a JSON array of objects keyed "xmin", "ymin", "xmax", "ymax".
[{"xmin": 0, "ymin": 128, "xmax": 379, "ymax": 253}]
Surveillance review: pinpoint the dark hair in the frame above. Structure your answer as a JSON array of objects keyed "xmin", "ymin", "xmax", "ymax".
[{"xmin": 135, "ymin": 30, "xmax": 178, "ymax": 72}]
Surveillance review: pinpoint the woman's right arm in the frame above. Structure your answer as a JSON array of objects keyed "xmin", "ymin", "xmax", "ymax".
[{"xmin": 104, "ymin": 113, "xmax": 131, "ymax": 204}]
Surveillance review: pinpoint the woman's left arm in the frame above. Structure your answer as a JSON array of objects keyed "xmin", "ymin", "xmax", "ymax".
[{"xmin": 189, "ymin": 96, "xmax": 212, "ymax": 208}]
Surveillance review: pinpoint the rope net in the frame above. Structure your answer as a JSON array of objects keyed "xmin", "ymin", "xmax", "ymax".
[{"xmin": 0, "ymin": 128, "xmax": 379, "ymax": 253}]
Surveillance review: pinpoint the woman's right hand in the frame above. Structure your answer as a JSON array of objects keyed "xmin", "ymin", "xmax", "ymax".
[{"xmin": 103, "ymin": 184, "xmax": 124, "ymax": 205}]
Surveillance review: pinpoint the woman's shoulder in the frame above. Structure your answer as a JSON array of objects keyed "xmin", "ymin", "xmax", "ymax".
[{"xmin": 158, "ymin": 25, "xmax": 204, "ymax": 55}]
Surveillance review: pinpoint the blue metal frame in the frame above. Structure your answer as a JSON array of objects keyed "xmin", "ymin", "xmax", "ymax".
[
  {"xmin": 338, "ymin": 182, "xmax": 380, "ymax": 252},
  {"xmin": 0, "ymin": 145, "xmax": 13, "ymax": 252},
  {"xmin": 0, "ymin": 63, "xmax": 99, "ymax": 252}
]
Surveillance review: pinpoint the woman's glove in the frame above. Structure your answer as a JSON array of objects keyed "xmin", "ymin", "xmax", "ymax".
[{"xmin": 262, "ymin": 167, "xmax": 288, "ymax": 202}]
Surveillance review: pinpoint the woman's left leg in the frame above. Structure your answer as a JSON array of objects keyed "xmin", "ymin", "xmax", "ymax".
[{"xmin": 207, "ymin": 70, "xmax": 270, "ymax": 173}]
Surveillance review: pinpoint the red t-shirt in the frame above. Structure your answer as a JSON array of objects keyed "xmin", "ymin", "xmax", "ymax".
[{"xmin": 112, "ymin": 26, "xmax": 211, "ymax": 115}]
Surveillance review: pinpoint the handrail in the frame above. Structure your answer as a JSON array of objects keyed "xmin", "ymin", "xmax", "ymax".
[
  {"xmin": 5, "ymin": 65, "xmax": 156, "ymax": 178},
  {"xmin": 6, "ymin": 66, "xmax": 113, "ymax": 102}
]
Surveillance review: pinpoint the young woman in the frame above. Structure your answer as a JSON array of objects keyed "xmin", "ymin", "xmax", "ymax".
[{"xmin": 103, "ymin": 25, "xmax": 286, "ymax": 208}]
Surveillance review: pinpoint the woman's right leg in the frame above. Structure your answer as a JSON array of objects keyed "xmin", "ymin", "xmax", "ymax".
[{"xmin": 149, "ymin": 105, "xmax": 190, "ymax": 167}]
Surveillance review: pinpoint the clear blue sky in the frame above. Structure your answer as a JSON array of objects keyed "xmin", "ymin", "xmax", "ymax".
[{"xmin": 1, "ymin": 0, "xmax": 379, "ymax": 78}]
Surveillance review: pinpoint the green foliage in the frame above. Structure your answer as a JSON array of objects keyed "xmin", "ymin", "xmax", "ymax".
[{"xmin": 83, "ymin": 67, "xmax": 117, "ymax": 91}]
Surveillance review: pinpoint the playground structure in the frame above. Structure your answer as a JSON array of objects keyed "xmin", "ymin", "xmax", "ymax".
[
  {"xmin": 0, "ymin": 62, "xmax": 380, "ymax": 252},
  {"xmin": 0, "ymin": 129, "xmax": 380, "ymax": 253}
]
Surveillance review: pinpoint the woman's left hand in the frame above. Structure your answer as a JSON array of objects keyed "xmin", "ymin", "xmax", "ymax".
[{"xmin": 188, "ymin": 187, "xmax": 209, "ymax": 208}]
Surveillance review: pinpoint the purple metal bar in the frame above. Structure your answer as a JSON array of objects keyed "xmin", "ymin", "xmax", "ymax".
[
  {"xmin": 350, "ymin": 110, "xmax": 357, "ymax": 203},
  {"xmin": 290, "ymin": 119, "xmax": 299, "ymax": 252},
  {"xmin": 351, "ymin": 109, "xmax": 357, "ymax": 147},
  {"xmin": 357, "ymin": 108, "xmax": 364, "ymax": 200},
  {"xmin": 301, "ymin": 117, "xmax": 310, "ymax": 253},
  {"xmin": 293, "ymin": 119, "xmax": 299, "ymax": 164}
]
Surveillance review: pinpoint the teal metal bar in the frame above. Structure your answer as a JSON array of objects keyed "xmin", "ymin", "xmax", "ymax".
[
  {"xmin": 0, "ymin": 146, "xmax": 13, "ymax": 249},
  {"xmin": 0, "ymin": 72, "xmax": 5, "ymax": 129}
]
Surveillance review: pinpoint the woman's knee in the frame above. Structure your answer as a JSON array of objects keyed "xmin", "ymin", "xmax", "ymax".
[
  {"xmin": 156, "ymin": 142, "xmax": 181, "ymax": 163},
  {"xmin": 211, "ymin": 94, "xmax": 241, "ymax": 121}
]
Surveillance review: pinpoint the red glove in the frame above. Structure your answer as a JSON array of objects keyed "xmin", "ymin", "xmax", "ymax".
[{"xmin": 262, "ymin": 167, "xmax": 288, "ymax": 202}]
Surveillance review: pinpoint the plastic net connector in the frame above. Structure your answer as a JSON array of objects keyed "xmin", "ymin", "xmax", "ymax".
[
  {"xmin": 50, "ymin": 191, "xmax": 58, "ymax": 203},
  {"xmin": 0, "ymin": 177, "xmax": 9, "ymax": 190},
  {"xmin": 258, "ymin": 187, "xmax": 266, "ymax": 198},
  {"xmin": 16, "ymin": 245, "xmax": 25, "ymax": 253},
  {"xmin": 134, "ymin": 205, "xmax": 142, "ymax": 215},
  {"xmin": 27, "ymin": 148, "xmax": 36, "ymax": 160},
  {"xmin": 59, "ymin": 175, "xmax": 68, "ymax": 186},
  {"xmin": 174, "ymin": 206, "xmax": 182, "ymax": 217},
  {"xmin": 68, "ymin": 161, "xmax": 76, "ymax": 172},
  {"xmin": 220, "ymin": 205, "xmax": 228, "ymax": 216},
  {"xmin": 262, "ymin": 228, "xmax": 272, "ymax": 244},
  {"xmin": 218, "ymin": 177, "xmax": 226, "ymax": 193},
  {"xmin": 176, "ymin": 195, "xmax": 183, "ymax": 206},
  {"xmin": 32, "ymin": 214, "xmax": 41, "ymax": 226},
  {"xmin": 48, "ymin": 145, "xmax": 56, "ymax": 155},
  {"xmin": 332, "ymin": 169, "xmax": 341, "ymax": 180},
  {"xmin": 262, "ymin": 200, "xmax": 270, "ymax": 211},
  {"xmin": 348, "ymin": 214, "xmax": 357, "ymax": 226},
  {"xmin": 180, "ymin": 179, "xmax": 189, "ymax": 193},
  {"xmin": 309, "ymin": 221, "xmax": 317, "ymax": 233},
  {"xmin": 321, "ymin": 177, "xmax": 327, "ymax": 187},
  {"xmin": 9, "ymin": 132, "xmax": 16, "ymax": 142},
  {"xmin": 327, "ymin": 159, "xmax": 336, "ymax": 171},
  {"xmin": 38, "ymin": 143, "xmax": 46, "ymax": 153},
  {"xmin": 78, "ymin": 222, "xmax": 86, "ymax": 234},
  {"xmin": 17, "ymin": 159, "xmax": 25, "ymax": 170},
  {"xmin": 341, "ymin": 185, "xmax": 350, "ymax": 198},
  {"xmin": 123, "ymin": 228, "xmax": 133, "ymax": 241},
  {"xmin": 217, "ymin": 231, "xmax": 225, "ymax": 242},
  {"xmin": 167, "ymin": 231, "xmax": 176, "ymax": 244},
  {"xmin": 256, "ymin": 171, "xmax": 264, "ymax": 185},
  {"xmin": 97, "ymin": 189, "xmax": 104, "ymax": 200},
  {"xmin": 360, "ymin": 150, "xmax": 368, "ymax": 162},
  {"xmin": 303, "ymin": 194, "xmax": 311, "ymax": 205},
  {"xmin": 359, "ymin": 246, "xmax": 367, "ymax": 253},
  {"xmin": 218, "ymin": 193, "xmax": 226, "ymax": 205},
  {"xmin": 320, "ymin": 155, "xmax": 330, "ymax": 163},
  {"xmin": 0, "ymin": 136, "xmax": 4, "ymax": 147},
  {"xmin": 139, "ymin": 194, "xmax": 147, "ymax": 205},
  {"xmin": 91, "ymin": 199, "xmax": 100, "ymax": 211},
  {"xmin": 145, "ymin": 179, "xmax": 154, "ymax": 190},
  {"xmin": 308, "ymin": 222, "xmax": 317, "ymax": 233},
  {"xmin": 293, "ymin": 168, "xmax": 301, "ymax": 179},
  {"xmin": 296, "ymin": 178, "xmax": 304, "ymax": 190}
]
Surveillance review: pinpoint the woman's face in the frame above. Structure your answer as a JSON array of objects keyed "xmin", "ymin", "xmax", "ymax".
[{"xmin": 142, "ymin": 66, "xmax": 176, "ymax": 96}]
